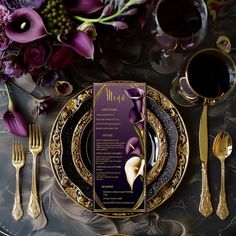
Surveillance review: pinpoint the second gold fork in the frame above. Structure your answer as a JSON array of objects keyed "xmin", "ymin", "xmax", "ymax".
[{"xmin": 27, "ymin": 124, "xmax": 43, "ymax": 219}]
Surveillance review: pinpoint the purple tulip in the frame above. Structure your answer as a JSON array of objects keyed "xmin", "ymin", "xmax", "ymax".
[
  {"xmin": 124, "ymin": 87, "xmax": 145, "ymax": 112},
  {"xmin": 125, "ymin": 137, "xmax": 142, "ymax": 156},
  {"xmin": 5, "ymin": 8, "xmax": 47, "ymax": 43},
  {"xmin": 3, "ymin": 110, "xmax": 28, "ymax": 136},
  {"xmin": 63, "ymin": 0, "xmax": 103, "ymax": 14},
  {"xmin": 58, "ymin": 30, "xmax": 94, "ymax": 59}
]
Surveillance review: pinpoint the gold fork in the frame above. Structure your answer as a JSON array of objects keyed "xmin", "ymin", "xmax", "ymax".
[
  {"xmin": 12, "ymin": 140, "xmax": 25, "ymax": 220},
  {"xmin": 27, "ymin": 124, "xmax": 43, "ymax": 219}
]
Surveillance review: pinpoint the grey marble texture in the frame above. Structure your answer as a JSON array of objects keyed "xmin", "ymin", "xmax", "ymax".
[{"xmin": 1, "ymin": 1, "xmax": 236, "ymax": 236}]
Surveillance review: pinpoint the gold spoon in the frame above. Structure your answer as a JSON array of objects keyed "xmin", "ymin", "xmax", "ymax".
[{"xmin": 212, "ymin": 131, "xmax": 233, "ymax": 220}]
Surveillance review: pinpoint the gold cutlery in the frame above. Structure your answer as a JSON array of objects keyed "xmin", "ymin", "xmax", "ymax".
[
  {"xmin": 212, "ymin": 131, "xmax": 232, "ymax": 220},
  {"xmin": 12, "ymin": 140, "xmax": 25, "ymax": 220},
  {"xmin": 198, "ymin": 100, "xmax": 213, "ymax": 217},
  {"xmin": 27, "ymin": 124, "xmax": 43, "ymax": 219}
]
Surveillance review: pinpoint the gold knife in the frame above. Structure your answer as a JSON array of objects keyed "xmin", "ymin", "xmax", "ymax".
[{"xmin": 198, "ymin": 101, "xmax": 213, "ymax": 217}]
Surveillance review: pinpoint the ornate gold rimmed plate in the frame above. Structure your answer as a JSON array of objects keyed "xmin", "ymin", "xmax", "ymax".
[
  {"xmin": 49, "ymin": 85, "xmax": 189, "ymax": 217},
  {"xmin": 71, "ymin": 109, "xmax": 168, "ymax": 186}
]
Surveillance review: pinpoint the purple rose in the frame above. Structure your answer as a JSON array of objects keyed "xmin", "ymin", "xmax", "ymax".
[{"xmin": 23, "ymin": 40, "xmax": 51, "ymax": 70}]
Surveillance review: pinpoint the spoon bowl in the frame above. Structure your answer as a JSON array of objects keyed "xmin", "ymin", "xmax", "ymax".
[
  {"xmin": 212, "ymin": 131, "xmax": 232, "ymax": 220},
  {"xmin": 213, "ymin": 131, "xmax": 233, "ymax": 160}
]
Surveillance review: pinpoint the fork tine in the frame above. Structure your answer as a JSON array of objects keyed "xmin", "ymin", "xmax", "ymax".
[
  {"xmin": 12, "ymin": 140, "xmax": 15, "ymax": 161},
  {"xmin": 39, "ymin": 125, "xmax": 43, "ymax": 147},
  {"xmin": 20, "ymin": 141, "xmax": 25, "ymax": 162},
  {"xmin": 29, "ymin": 124, "xmax": 32, "ymax": 147},
  {"xmin": 18, "ymin": 141, "xmax": 22, "ymax": 162},
  {"xmin": 16, "ymin": 140, "xmax": 19, "ymax": 162},
  {"xmin": 35, "ymin": 124, "xmax": 39, "ymax": 147},
  {"xmin": 32, "ymin": 124, "xmax": 35, "ymax": 147}
]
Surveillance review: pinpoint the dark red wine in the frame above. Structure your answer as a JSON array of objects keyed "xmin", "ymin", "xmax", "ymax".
[
  {"xmin": 187, "ymin": 52, "xmax": 232, "ymax": 98},
  {"xmin": 157, "ymin": 0, "xmax": 202, "ymax": 38}
]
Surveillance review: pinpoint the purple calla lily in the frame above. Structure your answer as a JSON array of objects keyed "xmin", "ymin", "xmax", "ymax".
[
  {"xmin": 63, "ymin": 0, "xmax": 103, "ymax": 14},
  {"xmin": 125, "ymin": 137, "xmax": 142, "ymax": 156},
  {"xmin": 128, "ymin": 106, "xmax": 144, "ymax": 130},
  {"xmin": 58, "ymin": 30, "xmax": 94, "ymax": 59},
  {"xmin": 3, "ymin": 110, "xmax": 28, "ymax": 136},
  {"xmin": 5, "ymin": 8, "xmax": 47, "ymax": 43},
  {"xmin": 124, "ymin": 87, "xmax": 145, "ymax": 112}
]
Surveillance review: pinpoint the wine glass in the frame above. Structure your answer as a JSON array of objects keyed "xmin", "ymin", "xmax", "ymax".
[
  {"xmin": 149, "ymin": 0, "xmax": 208, "ymax": 74},
  {"xmin": 170, "ymin": 48, "xmax": 236, "ymax": 107}
]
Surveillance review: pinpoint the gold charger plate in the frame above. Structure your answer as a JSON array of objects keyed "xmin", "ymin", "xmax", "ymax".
[{"xmin": 49, "ymin": 85, "xmax": 189, "ymax": 217}]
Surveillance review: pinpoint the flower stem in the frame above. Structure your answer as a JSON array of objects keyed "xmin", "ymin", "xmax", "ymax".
[
  {"xmin": 4, "ymin": 83, "xmax": 14, "ymax": 111},
  {"xmin": 74, "ymin": 0, "xmax": 135, "ymax": 24}
]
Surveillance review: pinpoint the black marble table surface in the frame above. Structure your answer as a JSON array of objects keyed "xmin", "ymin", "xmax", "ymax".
[{"xmin": 1, "ymin": 1, "xmax": 236, "ymax": 235}]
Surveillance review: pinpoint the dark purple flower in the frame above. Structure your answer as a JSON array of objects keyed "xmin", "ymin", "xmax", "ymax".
[
  {"xmin": 0, "ymin": 5, "xmax": 10, "ymax": 50},
  {"xmin": 39, "ymin": 70, "xmax": 60, "ymax": 87},
  {"xmin": 36, "ymin": 96, "xmax": 54, "ymax": 115},
  {"xmin": 23, "ymin": 40, "xmax": 51, "ymax": 70},
  {"xmin": 63, "ymin": 0, "xmax": 103, "ymax": 14},
  {"xmin": 3, "ymin": 59, "xmax": 24, "ymax": 78},
  {"xmin": 49, "ymin": 46, "xmax": 74, "ymax": 70},
  {"xmin": 3, "ymin": 110, "xmax": 28, "ymax": 136},
  {"xmin": 125, "ymin": 137, "xmax": 142, "ymax": 156},
  {"xmin": 0, "ymin": 73, "xmax": 9, "ymax": 84},
  {"xmin": 5, "ymin": 8, "xmax": 47, "ymax": 43},
  {"xmin": 58, "ymin": 30, "xmax": 94, "ymax": 59},
  {"xmin": 0, "ymin": 0, "xmax": 44, "ymax": 10}
]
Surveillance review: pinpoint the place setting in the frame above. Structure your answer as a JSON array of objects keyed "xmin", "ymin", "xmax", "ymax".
[{"xmin": 0, "ymin": 0, "xmax": 236, "ymax": 235}]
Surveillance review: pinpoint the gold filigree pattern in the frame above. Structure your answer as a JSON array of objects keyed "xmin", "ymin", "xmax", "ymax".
[
  {"xmin": 49, "ymin": 85, "xmax": 189, "ymax": 216},
  {"xmin": 72, "ymin": 110, "xmax": 93, "ymax": 185},
  {"xmin": 147, "ymin": 111, "xmax": 168, "ymax": 185}
]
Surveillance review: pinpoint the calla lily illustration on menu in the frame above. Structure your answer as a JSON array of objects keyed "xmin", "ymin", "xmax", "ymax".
[
  {"xmin": 124, "ymin": 87, "xmax": 146, "ymax": 190},
  {"xmin": 125, "ymin": 156, "xmax": 145, "ymax": 190},
  {"xmin": 125, "ymin": 137, "xmax": 142, "ymax": 156},
  {"xmin": 125, "ymin": 87, "xmax": 145, "ymax": 130}
]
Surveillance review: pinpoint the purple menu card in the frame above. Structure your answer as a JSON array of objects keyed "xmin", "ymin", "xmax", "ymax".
[{"xmin": 93, "ymin": 82, "xmax": 146, "ymax": 213}]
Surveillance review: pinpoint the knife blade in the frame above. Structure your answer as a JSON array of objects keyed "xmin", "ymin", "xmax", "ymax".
[{"xmin": 198, "ymin": 101, "xmax": 213, "ymax": 217}]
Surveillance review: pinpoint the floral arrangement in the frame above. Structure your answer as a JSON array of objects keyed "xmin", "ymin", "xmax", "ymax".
[{"xmin": 0, "ymin": 0, "xmax": 154, "ymax": 136}]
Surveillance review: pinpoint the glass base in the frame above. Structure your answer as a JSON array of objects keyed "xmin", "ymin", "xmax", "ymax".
[
  {"xmin": 149, "ymin": 45, "xmax": 183, "ymax": 74},
  {"xmin": 170, "ymin": 76, "xmax": 196, "ymax": 107}
]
